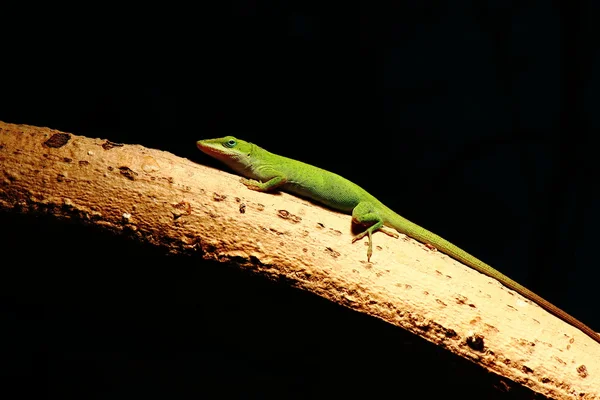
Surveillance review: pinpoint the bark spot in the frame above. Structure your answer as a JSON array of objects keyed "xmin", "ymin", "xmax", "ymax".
[
  {"xmin": 119, "ymin": 166, "xmax": 138, "ymax": 181},
  {"xmin": 213, "ymin": 193, "xmax": 227, "ymax": 202},
  {"xmin": 576, "ymin": 364, "xmax": 588, "ymax": 378},
  {"xmin": 102, "ymin": 140, "xmax": 124, "ymax": 150},
  {"xmin": 325, "ymin": 247, "xmax": 340, "ymax": 258},
  {"xmin": 466, "ymin": 334, "xmax": 485, "ymax": 351},
  {"xmin": 277, "ymin": 210, "xmax": 301, "ymax": 223},
  {"xmin": 43, "ymin": 133, "xmax": 71, "ymax": 148}
]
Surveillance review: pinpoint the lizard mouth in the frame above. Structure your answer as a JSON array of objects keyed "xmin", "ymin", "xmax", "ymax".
[
  {"xmin": 196, "ymin": 140, "xmax": 211, "ymax": 151},
  {"xmin": 196, "ymin": 141, "xmax": 232, "ymax": 163},
  {"xmin": 196, "ymin": 140, "xmax": 220, "ymax": 155}
]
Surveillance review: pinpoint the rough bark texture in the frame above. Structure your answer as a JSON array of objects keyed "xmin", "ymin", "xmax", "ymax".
[{"xmin": 0, "ymin": 121, "xmax": 598, "ymax": 399}]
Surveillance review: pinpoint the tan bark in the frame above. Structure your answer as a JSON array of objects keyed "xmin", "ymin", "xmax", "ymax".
[{"xmin": 0, "ymin": 121, "xmax": 598, "ymax": 399}]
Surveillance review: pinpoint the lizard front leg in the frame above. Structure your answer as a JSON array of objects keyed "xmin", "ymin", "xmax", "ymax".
[{"xmin": 241, "ymin": 175, "xmax": 287, "ymax": 192}]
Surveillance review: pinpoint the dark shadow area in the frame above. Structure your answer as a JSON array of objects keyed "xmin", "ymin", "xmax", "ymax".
[{"xmin": 0, "ymin": 211, "xmax": 538, "ymax": 399}]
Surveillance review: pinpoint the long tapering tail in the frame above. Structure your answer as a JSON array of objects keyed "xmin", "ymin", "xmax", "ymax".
[{"xmin": 384, "ymin": 210, "xmax": 600, "ymax": 345}]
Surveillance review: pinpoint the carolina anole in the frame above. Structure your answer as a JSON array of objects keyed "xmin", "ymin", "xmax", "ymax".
[{"xmin": 197, "ymin": 136, "xmax": 600, "ymax": 345}]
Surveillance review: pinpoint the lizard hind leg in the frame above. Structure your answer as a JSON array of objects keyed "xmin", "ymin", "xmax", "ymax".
[{"xmin": 351, "ymin": 201, "xmax": 397, "ymax": 261}]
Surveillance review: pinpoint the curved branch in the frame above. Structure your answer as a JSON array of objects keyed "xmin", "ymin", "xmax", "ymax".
[{"xmin": 0, "ymin": 121, "xmax": 598, "ymax": 398}]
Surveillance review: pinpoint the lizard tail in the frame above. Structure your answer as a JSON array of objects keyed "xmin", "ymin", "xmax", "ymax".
[{"xmin": 384, "ymin": 210, "xmax": 600, "ymax": 345}]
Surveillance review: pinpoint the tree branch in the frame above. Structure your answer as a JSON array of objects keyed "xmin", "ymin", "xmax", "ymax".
[{"xmin": 0, "ymin": 121, "xmax": 598, "ymax": 399}]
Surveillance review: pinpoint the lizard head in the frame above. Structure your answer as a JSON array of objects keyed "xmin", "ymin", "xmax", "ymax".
[{"xmin": 196, "ymin": 136, "xmax": 254, "ymax": 174}]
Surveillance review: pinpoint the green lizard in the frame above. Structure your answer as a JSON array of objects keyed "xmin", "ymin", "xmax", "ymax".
[{"xmin": 197, "ymin": 136, "xmax": 600, "ymax": 345}]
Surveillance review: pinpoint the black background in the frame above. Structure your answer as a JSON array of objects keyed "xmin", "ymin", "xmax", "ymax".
[{"xmin": 1, "ymin": 1, "xmax": 599, "ymax": 398}]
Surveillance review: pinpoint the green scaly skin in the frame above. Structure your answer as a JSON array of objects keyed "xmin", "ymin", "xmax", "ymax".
[{"xmin": 197, "ymin": 136, "xmax": 600, "ymax": 345}]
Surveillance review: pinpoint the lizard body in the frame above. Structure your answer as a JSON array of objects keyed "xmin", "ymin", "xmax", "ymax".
[{"xmin": 197, "ymin": 136, "xmax": 600, "ymax": 345}]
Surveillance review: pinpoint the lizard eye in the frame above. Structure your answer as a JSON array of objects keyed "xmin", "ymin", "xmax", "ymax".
[{"xmin": 224, "ymin": 139, "xmax": 237, "ymax": 148}]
